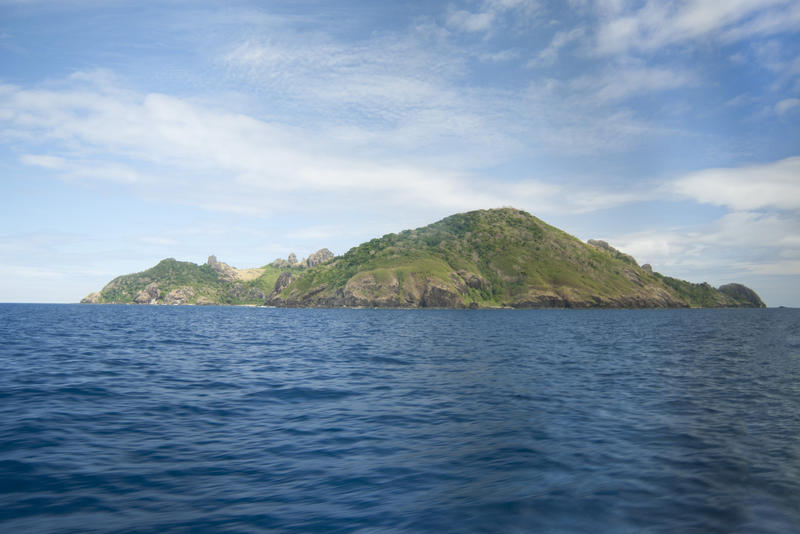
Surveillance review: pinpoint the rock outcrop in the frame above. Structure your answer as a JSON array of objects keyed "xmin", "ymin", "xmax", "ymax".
[
  {"xmin": 207, "ymin": 255, "xmax": 238, "ymax": 281},
  {"xmin": 163, "ymin": 287, "xmax": 195, "ymax": 305},
  {"xmin": 718, "ymin": 283, "xmax": 766, "ymax": 308},
  {"xmin": 133, "ymin": 282, "xmax": 160, "ymax": 304},
  {"xmin": 80, "ymin": 292, "xmax": 101, "ymax": 304},
  {"xmin": 588, "ymin": 239, "xmax": 638, "ymax": 265},
  {"xmin": 271, "ymin": 249, "xmax": 334, "ymax": 269},
  {"xmin": 306, "ymin": 248, "xmax": 334, "ymax": 267}
]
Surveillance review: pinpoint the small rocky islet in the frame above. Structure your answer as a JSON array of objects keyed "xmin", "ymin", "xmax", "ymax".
[{"xmin": 81, "ymin": 208, "xmax": 765, "ymax": 308}]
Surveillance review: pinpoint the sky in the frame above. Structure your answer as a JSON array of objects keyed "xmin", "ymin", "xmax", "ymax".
[{"xmin": 1, "ymin": 0, "xmax": 798, "ymax": 306}]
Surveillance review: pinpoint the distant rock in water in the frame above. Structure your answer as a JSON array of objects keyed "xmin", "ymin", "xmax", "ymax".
[
  {"xmin": 81, "ymin": 208, "xmax": 767, "ymax": 308},
  {"xmin": 718, "ymin": 283, "xmax": 766, "ymax": 308}
]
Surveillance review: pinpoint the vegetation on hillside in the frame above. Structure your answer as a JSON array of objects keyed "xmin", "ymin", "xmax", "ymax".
[{"xmin": 83, "ymin": 208, "xmax": 766, "ymax": 308}]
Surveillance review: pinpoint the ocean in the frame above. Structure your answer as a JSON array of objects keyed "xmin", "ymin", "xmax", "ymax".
[{"xmin": 0, "ymin": 304, "xmax": 798, "ymax": 533}]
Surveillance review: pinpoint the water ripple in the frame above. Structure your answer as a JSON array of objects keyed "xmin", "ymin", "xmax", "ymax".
[{"xmin": 0, "ymin": 305, "xmax": 798, "ymax": 533}]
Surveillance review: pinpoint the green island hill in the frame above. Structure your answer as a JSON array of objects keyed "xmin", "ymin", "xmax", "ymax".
[{"xmin": 81, "ymin": 208, "xmax": 766, "ymax": 308}]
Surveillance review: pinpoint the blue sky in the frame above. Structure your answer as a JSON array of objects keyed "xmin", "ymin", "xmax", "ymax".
[{"xmin": 1, "ymin": 0, "xmax": 798, "ymax": 305}]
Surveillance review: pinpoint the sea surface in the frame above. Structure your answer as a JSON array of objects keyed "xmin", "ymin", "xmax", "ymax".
[{"xmin": 0, "ymin": 304, "xmax": 798, "ymax": 533}]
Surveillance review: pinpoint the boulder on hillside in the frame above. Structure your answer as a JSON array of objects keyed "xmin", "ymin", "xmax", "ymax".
[
  {"xmin": 306, "ymin": 248, "xmax": 334, "ymax": 267},
  {"xmin": 588, "ymin": 239, "xmax": 615, "ymax": 252},
  {"xmin": 588, "ymin": 239, "xmax": 638, "ymax": 265},
  {"xmin": 271, "ymin": 251, "xmax": 307, "ymax": 268}
]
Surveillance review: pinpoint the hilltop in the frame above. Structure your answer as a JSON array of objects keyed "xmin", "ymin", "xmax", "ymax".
[
  {"xmin": 82, "ymin": 208, "xmax": 765, "ymax": 308},
  {"xmin": 80, "ymin": 250, "xmax": 332, "ymax": 306}
]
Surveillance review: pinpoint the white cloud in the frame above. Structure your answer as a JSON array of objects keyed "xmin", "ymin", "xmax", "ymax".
[
  {"xmin": 673, "ymin": 157, "xmax": 800, "ymax": 211},
  {"xmin": 22, "ymin": 154, "xmax": 144, "ymax": 183},
  {"xmin": 479, "ymin": 49, "xmax": 519, "ymax": 62},
  {"xmin": 447, "ymin": 9, "xmax": 496, "ymax": 32},
  {"xmin": 486, "ymin": 0, "xmax": 539, "ymax": 11},
  {"xmin": 611, "ymin": 210, "xmax": 800, "ymax": 280},
  {"xmin": 594, "ymin": 0, "xmax": 793, "ymax": 56},
  {"xmin": 721, "ymin": 1, "xmax": 800, "ymax": 42},
  {"xmin": 445, "ymin": 0, "xmax": 540, "ymax": 34},
  {"xmin": 5, "ymin": 73, "xmax": 654, "ymax": 229},
  {"xmin": 571, "ymin": 66, "xmax": 697, "ymax": 101},
  {"xmin": 20, "ymin": 154, "xmax": 66, "ymax": 169},
  {"xmin": 528, "ymin": 27, "xmax": 584, "ymax": 67},
  {"xmin": 775, "ymin": 98, "xmax": 800, "ymax": 115}
]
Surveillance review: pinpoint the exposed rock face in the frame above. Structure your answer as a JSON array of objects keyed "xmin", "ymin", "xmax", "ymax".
[
  {"xmin": 207, "ymin": 255, "xmax": 238, "ymax": 281},
  {"xmin": 588, "ymin": 239, "xmax": 615, "ymax": 252},
  {"xmin": 269, "ymin": 258, "xmax": 290, "ymax": 268},
  {"xmin": 269, "ymin": 270, "xmax": 468, "ymax": 309},
  {"xmin": 163, "ymin": 287, "xmax": 195, "ymax": 305},
  {"xmin": 271, "ymin": 251, "xmax": 307, "ymax": 269},
  {"xmin": 588, "ymin": 239, "xmax": 638, "ymax": 265},
  {"xmin": 457, "ymin": 271, "xmax": 486, "ymax": 289},
  {"xmin": 421, "ymin": 286, "xmax": 463, "ymax": 308},
  {"xmin": 306, "ymin": 248, "xmax": 334, "ymax": 267},
  {"xmin": 642, "ymin": 263, "xmax": 653, "ymax": 273},
  {"xmin": 80, "ymin": 292, "xmax": 101, "ymax": 304},
  {"xmin": 718, "ymin": 283, "xmax": 766, "ymax": 308},
  {"xmin": 230, "ymin": 283, "xmax": 266, "ymax": 301},
  {"xmin": 273, "ymin": 272, "xmax": 295, "ymax": 294},
  {"xmin": 133, "ymin": 282, "xmax": 160, "ymax": 304}
]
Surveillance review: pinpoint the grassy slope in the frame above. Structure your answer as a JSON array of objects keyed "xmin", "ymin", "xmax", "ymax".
[
  {"xmin": 97, "ymin": 259, "xmax": 221, "ymax": 303},
  {"xmin": 87, "ymin": 208, "xmax": 763, "ymax": 307},
  {"xmin": 95, "ymin": 259, "xmax": 293, "ymax": 305},
  {"xmin": 280, "ymin": 208, "xmax": 761, "ymax": 308},
  {"xmin": 280, "ymin": 208, "xmax": 688, "ymax": 307}
]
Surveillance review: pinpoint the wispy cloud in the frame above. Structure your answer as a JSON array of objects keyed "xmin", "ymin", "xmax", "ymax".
[
  {"xmin": 570, "ymin": 66, "xmax": 697, "ymax": 102},
  {"xmin": 672, "ymin": 156, "xmax": 800, "ymax": 211},
  {"xmin": 21, "ymin": 154, "xmax": 144, "ymax": 183},
  {"xmin": 775, "ymin": 98, "xmax": 800, "ymax": 116},
  {"xmin": 611, "ymin": 210, "xmax": 800, "ymax": 281},
  {"xmin": 594, "ymin": 0, "xmax": 793, "ymax": 56},
  {"xmin": 445, "ymin": 0, "xmax": 541, "ymax": 34},
  {"xmin": 528, "ymin": 27, "xmax": 584, "ymax": 67},
  {"xmin": 4, "ymin": 71, "xmax": 661, "ymax": 229},
  {"xmin": 447, "ymin": 8, "xmax": 496, "ymax": 33}
]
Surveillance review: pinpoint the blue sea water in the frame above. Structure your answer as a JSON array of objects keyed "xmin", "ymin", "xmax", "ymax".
[{"xmin": 0, "ymin": 304, "xmax": 798, "ymax": 533}]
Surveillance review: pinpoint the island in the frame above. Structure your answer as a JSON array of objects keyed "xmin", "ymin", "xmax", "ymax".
[{"xmin": 81, "ymin": 208, "xmax": 765, "ymax": 308}]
